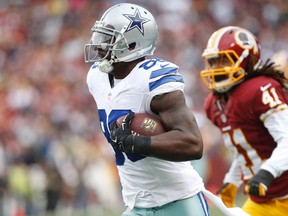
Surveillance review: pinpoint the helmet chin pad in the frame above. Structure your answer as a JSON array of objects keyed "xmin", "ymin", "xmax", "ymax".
[
  {"xmin": 214, "ymin": 79, "xmax": 234, "ymax": 93},
  {"xmin": 98, "ymin": 59, "xmax": 114, "ymax": 73},
  {"xmin": 214, "ymin": 74, "xmax": 245, "ymax": 93}
]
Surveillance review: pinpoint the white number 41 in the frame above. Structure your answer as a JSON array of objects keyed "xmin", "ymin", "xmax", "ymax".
[{"xmin": 262, "ymin": 87, "xmax": 282, "ymax": 108}]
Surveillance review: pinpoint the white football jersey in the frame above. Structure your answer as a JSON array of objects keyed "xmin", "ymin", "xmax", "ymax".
[{"xmin": 87, "ymin": 58, "xmax": 204, "ymax": 209}]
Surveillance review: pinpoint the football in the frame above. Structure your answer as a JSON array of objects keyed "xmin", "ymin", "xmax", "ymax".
[{"xmin": 117, "ymin": 113, "xmax": 166, "ymax": 136}]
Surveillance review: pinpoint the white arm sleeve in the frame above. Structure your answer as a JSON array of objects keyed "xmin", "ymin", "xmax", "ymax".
[
  {"xmin": 223, "ymin": 159, "xmax": 243, "ymax": 187},
  {"xmin": 261, "ymin": 109, "xmax": 288, "ymax": 178}
]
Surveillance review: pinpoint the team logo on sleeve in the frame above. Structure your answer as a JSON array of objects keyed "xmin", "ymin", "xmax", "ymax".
[{"xmin": 123, "ymin": 9, "xmax": 150, "ymax": 35}]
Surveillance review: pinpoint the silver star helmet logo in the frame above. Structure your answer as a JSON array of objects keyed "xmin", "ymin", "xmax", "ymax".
[{"xmin": 123, "ymin": 9, "xmax": 150, "ymax": 35}]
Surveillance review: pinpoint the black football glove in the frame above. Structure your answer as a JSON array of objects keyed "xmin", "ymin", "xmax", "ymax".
[
  {"xmin": 244, "ymin": 169, "xmax": 274, "ymax": 196},
  {"xmin": 110, "ymin": 112, "xmax": 151, "ymax": 154}
]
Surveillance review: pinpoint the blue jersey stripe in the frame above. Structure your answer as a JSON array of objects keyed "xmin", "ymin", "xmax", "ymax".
[
  {"xmin": 92, "ymin": 62, "xmax": 98, "ymax": 69},
  {"xmin": 150, "ymin": 67, "xmax": 178, "ymax": 79},
  {"xmin": 197, "ymin": 192, "xmax": 210, "ymax": 216},
  {"xmin": 149, "ymin": 75, "xmax": 184, "ymax": 91}
]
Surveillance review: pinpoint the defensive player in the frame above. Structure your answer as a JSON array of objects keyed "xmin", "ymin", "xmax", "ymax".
[
  {"xmin": 84, "ymin": 3, "xmax": 210, "ymax": 216},
  {"xmin": 200, "ymin": 26, "xmax": 288, "ymax": 216}
]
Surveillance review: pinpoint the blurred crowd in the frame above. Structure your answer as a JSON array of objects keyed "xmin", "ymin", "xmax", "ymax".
[{"xmin": 0, "ymin": 0, "xmax": 287, "ymax": 215}]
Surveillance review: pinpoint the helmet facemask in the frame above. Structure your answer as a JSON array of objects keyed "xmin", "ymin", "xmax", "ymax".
[
  {"xmin": 84, "ymin": 22, "xmax": 130, "ymax": 73},
  {"xmin": 201, "ymin": 50, "xmax": 246, "ymax": 93}
]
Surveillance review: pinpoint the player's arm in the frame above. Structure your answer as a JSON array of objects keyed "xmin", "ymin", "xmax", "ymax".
[
  {"xmin": 110, "ymin": 90, "xmax": 203, "ymax": 162},
  {"xmin": 261, "ymin": 109, "xmax": 288, "ymax": 178},
  {"xmin": 245, "ymin": 87, "xmax": 288, "ymax": 196},
  {"xmin": 245, "ymin": 108, "xmax": 288, "ymax": 196},
  {"xmin": 146, "ymin": 90, "xmax": 203, "ymax": 161}
]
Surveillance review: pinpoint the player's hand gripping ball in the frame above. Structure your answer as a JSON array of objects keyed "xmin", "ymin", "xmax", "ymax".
[
  {"xmin": 116, "ymin": 112, "xmax": 165, "ymax": 136},
  {"xmin": 109, "ymin": 112, "xmax": 165, "ymax": 153}
]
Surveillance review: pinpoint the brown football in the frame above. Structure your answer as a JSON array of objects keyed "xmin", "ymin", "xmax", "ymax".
[{"xmin": 117, "ymin": 113, "xmax": 166, "ymax": 136}]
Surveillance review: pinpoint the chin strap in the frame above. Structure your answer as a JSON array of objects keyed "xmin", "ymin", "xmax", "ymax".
[{"xmin": 98, "ymin": 59, "xmax": 114, "ymax": 73}]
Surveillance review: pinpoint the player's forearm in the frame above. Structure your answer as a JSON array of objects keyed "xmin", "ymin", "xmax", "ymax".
[
  {"xmin": 261, "ymin": 137, "xmax": 288, "ymax": 177},
  {"xmin": 223, "ymin": 159, "xmax": 243, "ymax": 187},
  {"xmin": 262, "ymin": 109, "xmax": 288, "ymax": 177},
  {"xmin": 145, "ymin": 130, "xmax": 203, "ymax": 161}
]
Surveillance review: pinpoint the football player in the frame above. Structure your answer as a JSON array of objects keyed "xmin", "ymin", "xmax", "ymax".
[
  {"xmin": 84, "ymin": 3, "xmax": 210, "ymax": 216},
  {"xmin": 200, "ymin": 26, "xmax": 288, "ymax": 216}
]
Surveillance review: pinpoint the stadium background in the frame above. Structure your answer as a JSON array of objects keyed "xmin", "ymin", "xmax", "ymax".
[{"xmin": 0, "ymin": 0, "xmax": 287, "ymax": 215}]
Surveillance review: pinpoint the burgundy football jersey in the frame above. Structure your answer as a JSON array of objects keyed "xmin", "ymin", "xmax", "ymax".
[{"xmin": 204, "ymin": 75, "xmax": 288, "ymax": 203}]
